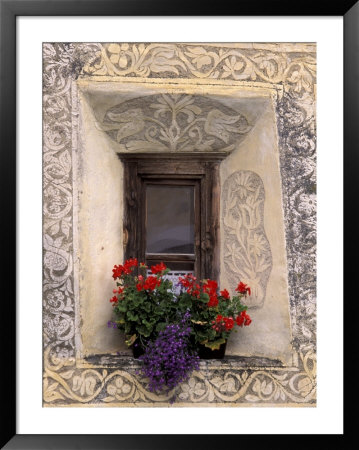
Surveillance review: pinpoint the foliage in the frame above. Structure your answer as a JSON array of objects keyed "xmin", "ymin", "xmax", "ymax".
[
  {"xmin": 137, "ymin": 311, "xmax": 200, "ymax": 399},
  {"xmin": 176, "ymin": 274, "xmax": 252, "ymax": 350},
  {"xmin": 109, "ymin": 259, "xmax": 252, "ymax": 351},
  {"xmin": 110, "ymin": 259, "xmax": 177, "ymax": 348},
  {"xmin": 108, "ymin": 259, "xmax": 252, "ymax": 398}
]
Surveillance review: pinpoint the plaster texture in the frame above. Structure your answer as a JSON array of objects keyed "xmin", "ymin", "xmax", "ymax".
[{"xmin": 220, "ymin": 99, "xmax": 292, "ymax": 363}]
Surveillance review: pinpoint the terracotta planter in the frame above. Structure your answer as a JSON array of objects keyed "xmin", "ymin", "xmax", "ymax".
[{"xmin": 197, "ymin": 341, "xmax": 227, "ymax": 359}]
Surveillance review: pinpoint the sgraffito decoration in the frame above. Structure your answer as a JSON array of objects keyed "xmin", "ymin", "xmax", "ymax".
[
  {"xmin": 222, "ymin": 171, "xmax": 272, "ymax": 309},
  {"xmin": 43, "ymin": 43, "xmax": 316, "ymax": 406},
  {"xmin": 100, "ymin": 93, "xmax": 251, "ymax": 153}
]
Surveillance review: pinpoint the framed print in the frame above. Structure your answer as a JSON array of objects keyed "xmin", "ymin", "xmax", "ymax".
[{"xmin": 2, "ymin": 1, "xmax": 354, "ymax": 448}]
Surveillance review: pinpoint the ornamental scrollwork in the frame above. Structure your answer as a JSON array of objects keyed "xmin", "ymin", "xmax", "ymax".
[
  {"xmin": 82, "ymin": 43, "xmax": 316, "ymax": 98},
  {"xmin": 43, "ymin": 42, "xmax": 316, "ymax": 406},
  {"xmin": 100, "ymin": 93, "xmax": 251, "ymax": 153},
  {"xmin": 276, "ymin": 93, "xmax": 317, "ymax": 351},
  {"xmin": 43, "ymin": 349, "xmax": 316, "ymax": 405}
]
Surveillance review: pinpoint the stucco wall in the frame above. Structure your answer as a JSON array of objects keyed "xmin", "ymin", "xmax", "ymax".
[{"xmin": 220, "ymin": 95, "xmax": 292, "ymax": 363}]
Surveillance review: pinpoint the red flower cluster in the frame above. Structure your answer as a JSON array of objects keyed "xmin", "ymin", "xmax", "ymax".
[
  {"xmin": 236, "ymin": 310, "xmax": 252, "ymax": 326},
  {"xmin": 110, "ymin": 286, "xmax": 125, "ymax": 305},
  {"xmin": 112, "ymin": 258, "xmax": 138, "ymax": 279},
  {"xmin": 178, "ymin": 275, "xmax": 222, "ymax": 307},
  {"xmin": 212, "ymin": 314, "xmax": 234, "ymax": 331},
  {"xmin": 136, "ymin": 275, "xmax": 161, "ymax": 292},
  {"xmin": 110, "ymin": 295, "xmax": 118, "ymax": 305},
  {"xmin": 113, "ymin": 287, "xmax": 124, "ymax": 294},
  {"xmin": 212, "ymin": 315, "xmax": 224, "ymax": 332},
  {"xmin": 203, "ymin": 279, "xmax": 218, "ymax": 307},
  {"xmin": 178, "ymin": 274, "xmax": 201, "ymax": 298},
  {"xmin": 236, "ymin": 281, "xmax": 251, "ymax": 296},
  {"xmin": 151, "ymin": 262, "xmax": 167, "ymax": 275},
  {"xmin": 224, "ymin": 317, "xmax": 235, "ymax": 330},
  {"xmin": 220, "ymin": 289, "xmax": 230, "ymax": 299}
]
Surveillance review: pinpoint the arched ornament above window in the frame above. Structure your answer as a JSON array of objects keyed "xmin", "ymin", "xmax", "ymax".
[{"xmin": 98, "ymin": 93, "xmax": 252, "ymax": 154}]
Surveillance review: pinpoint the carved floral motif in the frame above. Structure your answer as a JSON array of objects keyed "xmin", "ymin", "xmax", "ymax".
[
  {"xmin": 82, "ymin": 44, "xmax": 316, "ymax": 98},
  {"xmin": 222, "ymin": 171, "xmax": 272, "ymax": 308},
  {"xmin": 101, "ymin": 93, "xmax": 251, "ymax": 153}
]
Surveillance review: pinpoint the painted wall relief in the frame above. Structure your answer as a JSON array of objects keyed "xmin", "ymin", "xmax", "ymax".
[
  {"xmin": 222, "ymin": 171, "xmax": 272, "ymax": 308},
  {"xmin": 99, "ymin": 93, "xmax": 252, "ymax": 153}
]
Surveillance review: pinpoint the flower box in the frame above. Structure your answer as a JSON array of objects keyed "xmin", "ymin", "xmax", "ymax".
[
  {"xmin": 197, "ymin": 341, "xmax": 227, "ymax": 359},
  {"xmin": 108, "ymin": 259, "xmax": 251, "ymax": 399}
]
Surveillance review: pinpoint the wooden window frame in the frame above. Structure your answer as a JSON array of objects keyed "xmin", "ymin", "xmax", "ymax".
[{"xmin": 119, "ymin": 152, "xmax": 227, "ymax": 282}]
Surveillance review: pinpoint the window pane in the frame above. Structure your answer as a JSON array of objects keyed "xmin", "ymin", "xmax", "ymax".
[{"xmin": 146, "ymin": 185, "xmax": 194, "ymax": 254}]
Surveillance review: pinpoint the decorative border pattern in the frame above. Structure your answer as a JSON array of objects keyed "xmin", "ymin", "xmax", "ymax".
[{"xmin": 43, "ymin": 43, "xmax": 316, "ymax": 406}]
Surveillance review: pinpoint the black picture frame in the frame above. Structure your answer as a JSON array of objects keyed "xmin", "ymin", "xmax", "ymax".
[{"xmin": 1, "ymin": 0, "xmax": 355, "ymax": 448}]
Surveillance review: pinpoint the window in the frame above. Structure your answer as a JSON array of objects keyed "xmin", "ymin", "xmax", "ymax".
[
  {"xmin": 119, "ymin": 153, "xmax": 226, "ymax": 282},
  {"xmin": 145, "ymin": 180, "xmax": 198, "ymax": 272}
]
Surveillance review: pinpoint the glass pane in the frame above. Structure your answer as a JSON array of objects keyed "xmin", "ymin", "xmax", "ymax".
[{"xmin": 146, "ymin": 185, "xmax": 194, "ymax": 254}]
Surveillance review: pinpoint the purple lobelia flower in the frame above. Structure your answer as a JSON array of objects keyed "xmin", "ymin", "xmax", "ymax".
[{"xmin": 138, "ymin": 311, "xmax": 199, "ymax": 400}]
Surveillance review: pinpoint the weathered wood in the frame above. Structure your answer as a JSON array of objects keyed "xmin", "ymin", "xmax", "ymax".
[
  {"xmin": 147, "ymin": 253, "xmax": 195, "ymax": 262},
  {"xmin": 207, "ymin": 162, "xmax": 221, "ymax": 282},
  {"xmin": 122, "ymin": 161, "xmax": 140, "ymax": 262},
  {"xmin": 118, "ymin": 152, "xmax": 227, "ymax": 162},
  {"xmin": 119, "ymin": 153, "xmax": 224, "ymax": 282}
]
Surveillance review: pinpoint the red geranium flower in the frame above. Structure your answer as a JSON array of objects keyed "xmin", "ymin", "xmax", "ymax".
[
  {"xmin": 113, "ymin": 287, "xmax": 124, "ymax": 294},
  {"xmin": 208, "ymin": 294, "xmax": 218, "ymax": 307},
  {"xmin": 220, "ymin": 289, "xmax": 230, "ymax": 299},
  {"xmin": 179, "ymin": 274, "xmax": 196, "ymax": 289},
  {"xmin": 236, "ymin": 310, "xmax": 252, "ymax": 326},
  {"xmin": 137, "ymin": 275, "xmax": 161, "ymax": 291},
  {"xmin": 112, "ymin": 258, "xmax": 138, "ymax": 279},
  {"xmin": 123, "ymin": 258, "xmax": 138, "ymax": 274},
  {"xmin": 236, "ymin": 281, "xmax": 251, "ymax": 296},
  {"xmin": 203, "ymin": 279, "xmax": 218, "ymax": 295},
  {"xmin": 151, "ymin": 262, "xmax": 167, "ymax": 274},
  {"xmin": 243, "ymin": 312, "xmax": 252, "ymax": 326},
  {"xmin": 110, "ymin": 295, "xmax": 118, "ymax": 304},
  {"xmin": 112, "ymin": 264, "xmax": 125, "ymax": 279},
  {"xmin": 236, "ymin": 313, "xmax": 245, "ymax": 326},
  {"xmin": 224, "ymin": 317, "xmax": 234, "ymax": 330}
]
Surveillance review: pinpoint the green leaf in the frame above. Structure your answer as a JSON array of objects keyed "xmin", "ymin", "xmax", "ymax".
[
  {"xmin": 204, "ymin": 338, "xmax": 226, "ymax": 350},
  {"xmin": 199, "ymin": 293, "xmax": 210, "ymax": 303},
  {"xmin": 142, "ymin": 302, "xmax": 151, "ymax": 313},
  {"xmin": 126, "ymin": 311, "xmax": 139, "ymax": 322},
  {"xmin": 137, "ymin": 325, "xmax": 151, "ymax": 337},
  {"xmin": 116, "ymin": 303, "xmax": 127, "ymax": 312},
  {"xmin": 155, "ymin": 322, "xmax": 167, "ymax": 332},
  {"xmin": 125, "ymin": 334, "xmax": 137, "ymax": 347}
]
